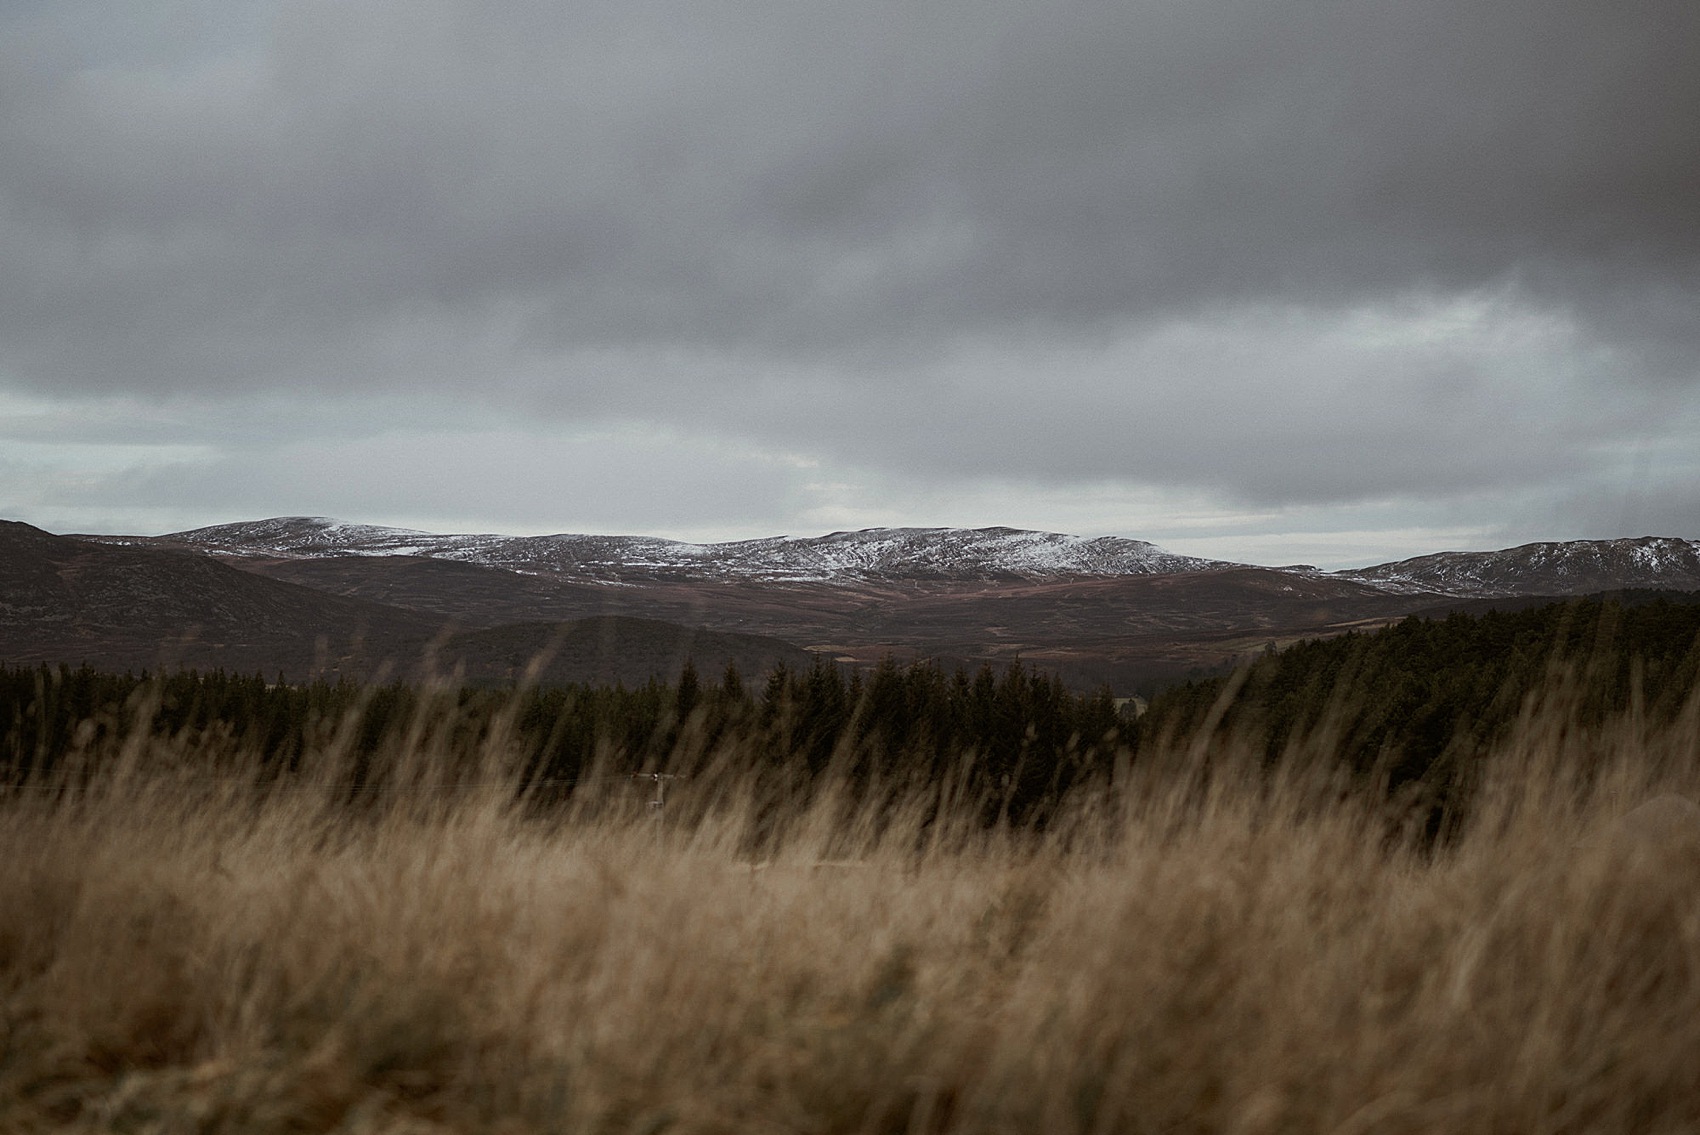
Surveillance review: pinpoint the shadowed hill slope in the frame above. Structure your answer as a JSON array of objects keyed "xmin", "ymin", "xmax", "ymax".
[
  {"xmin": 163, "ymin": 548, "xmax": 1431, "ymax": 693},
  {"xmin": 433, "ymin": 616, "xmax": 820, "ymax": 688},
  {"xmin": 0, "ymin": 519, "xmax": 435, "ymax": 677},
  {"xmin": 0, "ymin": 522, "xmax": 820, "ymax": 686}
]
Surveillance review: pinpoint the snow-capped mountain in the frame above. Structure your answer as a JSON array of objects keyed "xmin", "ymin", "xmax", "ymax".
[
  {"xmin": 1335, "ymin": 537, "xmax": 1700, "ymax": 597},
  {"xmin": 52, "ymin": 519, "xmax": 1700, "ymax": 692},
  {"xmin": 100, "ymin": 518, "xmax": 1700, "ymax": 597},
  {"xmin": 151, "ymin": 517, "xmax": 1229, "ymax": 583}
]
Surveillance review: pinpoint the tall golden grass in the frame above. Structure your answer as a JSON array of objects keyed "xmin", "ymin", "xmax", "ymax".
[{"xmin": 2, "ymin": 679, "xmax": 1699, "ymax": 1134}]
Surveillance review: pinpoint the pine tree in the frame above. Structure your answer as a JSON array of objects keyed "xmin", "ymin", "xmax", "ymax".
[
  {"xmin": 720, "ymin": 662, "xmax": 745, "ymax": 703},
  {"xmin": 676, "ymin": 660, "xmax": 701, "ymax": 719}
]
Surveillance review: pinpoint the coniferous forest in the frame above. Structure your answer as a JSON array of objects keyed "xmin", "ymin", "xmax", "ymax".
[
  {"xmin": 0, "ymin": 655, "xmax": 1127, "ymax": 826},
  {"xmin": 4, "ymin": 593, "xmax": 1698, "ymax": 826},
  {"xmin": 1141, "ymin": 595, "xmax": 1700, "ymax": 815}
]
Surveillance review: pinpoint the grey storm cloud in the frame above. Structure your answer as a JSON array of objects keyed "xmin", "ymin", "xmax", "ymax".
[{"xmin": 0, "ymin": 0, "xmax": 1697, "ymax": 534}]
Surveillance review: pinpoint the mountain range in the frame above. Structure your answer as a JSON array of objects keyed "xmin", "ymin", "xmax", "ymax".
[
  {"xmin": 111, "ymin": 518, "xmax": 1226, "ymax": 582},
  {"xmin": 10, "ymin": 516, "xmax": 1698, "ymax": 693},
  {"xmin": 97, "ymin": 516, "xmax": 1700, "ymax": 596}
]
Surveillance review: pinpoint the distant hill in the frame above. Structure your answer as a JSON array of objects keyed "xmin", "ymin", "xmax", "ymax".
[
  {"xmin": 1141, "ymin": 595, "xmax": 1700, "ymax": 799},
  {"xmin": 0, "ymin": 519, "xmax": 433, "ymax": 677},
  {"xmin": 1336, "ymin": 537, "xmax": 1700, "ymax": 596},
  {"xmin": 433, "ymin": 616, "xmax": 818, "ymax": 689},
  {"xmin": 48, "ymin": 516, "xmax": 1700, "ymax": 694},
  {"xmin": 107, "ymin": 516, "xmax": 1228, "ymax": 583},
  {"xmin": 94, "ymin": 517, "xmax": 1700, "ymax": 598},
  {"xmin": 81, "ymin": 545, "xmax": 1425, "ymax": 693},
  {"xmin": 74, "ymin": 517, "xmax": 1431, "ymax": 692},
  {"xmin": 0, "ymin": 521, "xmax": 819, "ymax": 686}
]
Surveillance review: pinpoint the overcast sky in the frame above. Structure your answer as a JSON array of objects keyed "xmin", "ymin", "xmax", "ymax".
[{"xmin": 2, "ymin": 0, "xmax": 1697, "ymax": 568}]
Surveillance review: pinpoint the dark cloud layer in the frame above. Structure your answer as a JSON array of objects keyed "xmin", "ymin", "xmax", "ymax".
[
  {"xmin": 4, "ymin": 0, "xmax": 1695, "ymax": 368},
  {"xmin": 1, "ymin": 0, "xmax": 1697, "ymax": 551}
]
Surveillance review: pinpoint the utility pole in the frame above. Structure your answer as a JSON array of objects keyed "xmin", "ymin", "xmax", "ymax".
[{"xmin": 633, "ymin": 772, "xmax": 685, "ymax": 810}]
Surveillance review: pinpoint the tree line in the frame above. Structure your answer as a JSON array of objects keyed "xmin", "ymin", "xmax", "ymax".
[
  {"xmin": 1139, "ymin": 594, "xmax": 1700, "ymax": 813},
  {"xmin": 0, "ymin": 656, "xmax": 1129, "ymax": 825},
  {"xmin": 5, "ymin": 593, "xmax": 1698, "ymax": 826}
]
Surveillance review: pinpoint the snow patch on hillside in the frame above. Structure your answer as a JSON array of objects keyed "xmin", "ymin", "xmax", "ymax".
[
  {"xmin": 1335, "ymin": 537, "xmax": 1700, "ymax": 597},
  {"xmin": 142, "ymin": 520, "xmax": 1700, "ymax": 597},
  {"xmin": 161, "ymin": 518, "xmax": 1227, "ymax": 582}
]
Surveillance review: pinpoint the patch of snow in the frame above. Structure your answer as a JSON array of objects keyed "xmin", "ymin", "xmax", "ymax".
[
  {"xmin": 151, "ymin": 520, "xmax": 1700, "ymax": 597},
  {"xmin": 157, "ymin": 519, "xmax": 1230, "ymax": 583}
]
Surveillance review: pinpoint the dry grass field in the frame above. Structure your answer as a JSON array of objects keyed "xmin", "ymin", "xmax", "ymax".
[{"xmin": 3, "ymin": 685, "xmax": 1700, "ymax": 1133}]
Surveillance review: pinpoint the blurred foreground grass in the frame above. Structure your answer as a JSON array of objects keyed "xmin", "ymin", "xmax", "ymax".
[{"xmin": 2, "ymin": 682, "xmax": 1699, "ymax": 1134}]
